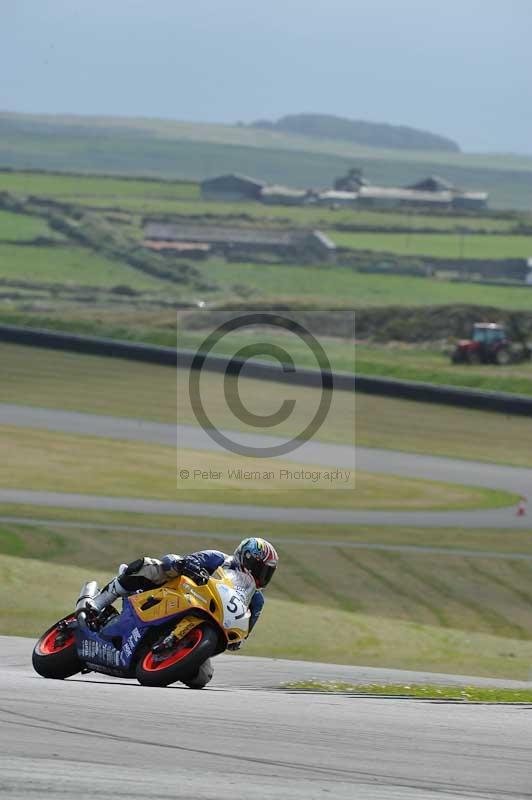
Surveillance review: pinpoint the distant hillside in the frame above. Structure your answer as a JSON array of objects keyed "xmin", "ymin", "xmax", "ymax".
[
  {"xmin": 249, "ymin": 113, "xmax": 460, "ymax": 153},
  {"xmin": 1, "ymin": 111, "xmax": 532, "ymax": 208}
]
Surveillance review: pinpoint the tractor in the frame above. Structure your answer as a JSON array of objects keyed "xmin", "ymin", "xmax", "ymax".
[{"xmin": 451, "ymin": 322, "xmax": 531, "ymax": 366}]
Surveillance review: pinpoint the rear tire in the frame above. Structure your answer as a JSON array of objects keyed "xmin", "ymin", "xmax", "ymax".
[
  {"xmin": 32, "ymin": 616, "xmax": 82, "ymax": 680},
  {"xmin": 495, "ymin": 348, "xmax": 511, "ymax": 366},
  {"xmin": 135, "ymin": 623, "xmax": 218, "ymax": 687}
]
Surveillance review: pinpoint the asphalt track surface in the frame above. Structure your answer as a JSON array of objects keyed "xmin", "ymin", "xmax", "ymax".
[
  {"xmin": 2, "ymin": 637, "xmax": 532, "ymax": 800},
  {"xmin": 1, "ymin": 403, "xmax": 531, "ymax": 528}
]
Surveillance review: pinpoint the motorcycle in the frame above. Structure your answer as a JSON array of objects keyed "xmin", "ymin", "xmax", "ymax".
[{"xmin": 32, "ymin": 566, "xmax": 250, "ymax": 688}]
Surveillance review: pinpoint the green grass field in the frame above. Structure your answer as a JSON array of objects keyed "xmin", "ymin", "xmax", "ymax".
[
  {"xmin": 0, "ymin": 242, "xmax": 170, "ymax": 290},
  {"xmin": 199, "ymin": 259, "xmax": 532, "ymax": 308},
  {"xmin": 6, "ymin": 252, "xmax": 532, "ymax": 309},
  {"xmin": 331, "ymin": 231, "xmax": 532, "ymax": 259},
  {"xmin": 0, "ymin": 209, "xmax": 62, "ymax": 242},
  {"xmin": 1, "ymin": 168, "xmax": 531, "ymax": 364},
  {"xmin": 0, "ymin": 171, "xmax": 199, "ymax": 202}
]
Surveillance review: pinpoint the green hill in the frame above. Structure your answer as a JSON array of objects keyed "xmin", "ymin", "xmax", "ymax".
[{"xmin": 250, "ymin": 112, "xmax": 460, "ymax": 152}]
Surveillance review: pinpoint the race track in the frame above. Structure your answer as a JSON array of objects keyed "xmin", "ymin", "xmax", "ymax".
[
  {"xmin": 1, "ymin": 403, "xmax": 531, "ymax": 528},
  {"xmin": 2, "ymin": 636, "xmax": 532, "ymax": 800},
  {"xmin": 3, "ymin": 405, "xmax": 532, "ymax": 798}
]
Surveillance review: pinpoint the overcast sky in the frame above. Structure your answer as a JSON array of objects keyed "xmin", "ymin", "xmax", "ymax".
[{"xmin": 3, "ymin": 0, "xmax": 531, "ymax": 154}]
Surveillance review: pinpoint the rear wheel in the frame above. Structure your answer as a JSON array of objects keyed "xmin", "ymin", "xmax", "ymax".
[
  {"xmin": 32, "ymin": 616, "xmax": 82, "ymax": 679},
  {"xmin": 495, "ymin": 347, "xmax": 511, "ymax": 366},
  {"xmin": 135, "ymin": 623, "xmax": 218, "ymax": 687}
]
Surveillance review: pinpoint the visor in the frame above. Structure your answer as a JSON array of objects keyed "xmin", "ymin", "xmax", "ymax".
[{"xmin": 252, "ymin": 562, "xmax": 276, "ymax": 588}]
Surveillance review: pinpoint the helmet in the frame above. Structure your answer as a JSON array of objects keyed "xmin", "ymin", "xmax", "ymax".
[{"xmin": 234, "ymin": 538, "xmax": 278, "ymax": 589}]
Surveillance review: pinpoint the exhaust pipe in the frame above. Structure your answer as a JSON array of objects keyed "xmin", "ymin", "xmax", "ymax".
[{"xmin": 75, "ymin": 580, "xmax": 99, "ymax": 616}]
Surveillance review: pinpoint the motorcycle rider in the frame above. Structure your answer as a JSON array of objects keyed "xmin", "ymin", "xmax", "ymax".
[{"xmin": 83, "ymin": 537, "xmax": 279, "ymax": 652}]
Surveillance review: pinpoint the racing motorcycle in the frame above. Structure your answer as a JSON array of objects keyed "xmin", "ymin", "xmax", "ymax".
[{"xmin": 32, "ymin": 566, "xmax": 250, "ymax": 688}]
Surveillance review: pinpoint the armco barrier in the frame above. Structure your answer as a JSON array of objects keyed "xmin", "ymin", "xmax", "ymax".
[{"xmin": 2, "ymin": 323, "xmax": 532, "ymax": 416}]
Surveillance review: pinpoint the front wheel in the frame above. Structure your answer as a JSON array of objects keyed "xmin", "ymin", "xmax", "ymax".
[
  {"xmin": 32, "ymin": 616, "xmax": 82, "ymax": 679},
  {"xmin": 136, "ymin": 624, "xmax": 218, "ymax": 687},
  {"xmin": 182, "ymin": 658, "xmax": 214, "ymax": 689}
]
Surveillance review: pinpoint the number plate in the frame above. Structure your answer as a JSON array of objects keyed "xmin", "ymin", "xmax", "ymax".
[{"xmin": 217, "ymin": 584, "xmax": 250, "ymax": 633}]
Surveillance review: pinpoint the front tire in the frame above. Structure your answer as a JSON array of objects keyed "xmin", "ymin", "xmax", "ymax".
[
  {"xmin": 182, "ymin": 658, "xmax": 214, "ymax": 689},
  {"xmin": 136, "ymin": 624, "xmax": 218, "ymax": 687},
  {"xmin": 32, "ymin": 616, "xmax": 82, "ymax": 680}
]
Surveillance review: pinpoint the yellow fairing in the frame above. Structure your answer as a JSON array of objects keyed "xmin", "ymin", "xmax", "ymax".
[{"xmin": 128, "ymin": 572, "xmax": 248, "ymax": 647}]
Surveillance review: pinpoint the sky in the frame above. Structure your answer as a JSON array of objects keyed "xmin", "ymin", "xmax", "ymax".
[{"xmin": 3, "ymin": 0, "xmax": 532, "ymax": 154}]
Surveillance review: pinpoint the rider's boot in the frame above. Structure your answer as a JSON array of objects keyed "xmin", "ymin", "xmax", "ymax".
[{"xmin": 83, "ymin": 577, "xmax": 127, "ymax": 626}]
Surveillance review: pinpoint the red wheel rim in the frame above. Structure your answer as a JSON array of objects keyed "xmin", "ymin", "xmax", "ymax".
[
  {"xmin": 39, "ymin": 619, "xmax": 75, "ymax": 655},
  {"xmin": 142, "ymin": 628, "xmax": 203, "ymax": 672}
]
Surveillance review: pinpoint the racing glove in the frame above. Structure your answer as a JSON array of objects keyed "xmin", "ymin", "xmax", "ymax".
[{"xmin": 163, "ymin": 555, "xmax": 209, "ymax": 586}]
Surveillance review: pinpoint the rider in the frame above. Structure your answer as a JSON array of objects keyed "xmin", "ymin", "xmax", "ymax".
[{"xmin": 84, "ymin": 537, "xmax": 279, "ymax": 649}]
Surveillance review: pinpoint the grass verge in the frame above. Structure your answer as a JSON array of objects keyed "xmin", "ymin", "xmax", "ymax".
[
  {"xmin": 284, "ymin": 682, "xmax": 532, "ymax": 702},
  {"xmin": 4, "ymin": 550, "xmax": 532, "ymax": 679},
  {"xmin": 3, "ymin": 516, "xmax": 532, "ymax": 644},
  {"xmin": 2, "ymin": 504, "xmax": 532, "ymax": 553},
  {"xmin": 0, "ymin": 425, "xmax": 513, "ymax": 511},
  {"xmin": 3, "ymin": 341, "xmax": 532, "ymax": 467}
]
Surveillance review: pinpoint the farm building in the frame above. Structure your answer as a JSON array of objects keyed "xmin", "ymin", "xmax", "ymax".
[
  {"xmin": 357, "ymin": 185, "xmax": 453, "ymax": 209},
  {"xmin": 451, "ymin": 191, "xmax": 489, "ymax": 211},
  {"xmin": 328, "ymin": 170, "xmax": 488, "ymax": 210},
  {"xmin": 408, "ymin": 175, "xmax": 488, "ymax": 210},
  {"xmin": 315, "ymin": 190, "xmax": 358, "ymax": 207},
  {"xmin": 408, "ymin": 176, "xmax": 454, "ymax": 193},
  {"xmin": 143, "ymin": 222, "xmax": 336, "ymax": 262},
  {"xmin": 143, "ymin": 240, "xmax": 211, "ymax": 259},
  {"xmin": 200, "ymin": 174, "xmax": 265, "ymax": 201},
  {"xmin": 201, "ymin": 170, "xmax": 488, "ymax": 211},
  {"xmin": 260, "ymin": 185, "xmax": 309, "ymax": 205}
]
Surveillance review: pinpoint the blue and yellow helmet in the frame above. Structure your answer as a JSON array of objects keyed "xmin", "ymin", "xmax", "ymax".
[{"xmin": 234, "ymin": 538, "xmax": 279, "ymax": 588}]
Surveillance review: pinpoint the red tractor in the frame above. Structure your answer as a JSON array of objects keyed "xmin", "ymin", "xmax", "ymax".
[{"xmin": 451, "ymin": 322, "xmax": 531, "ymax": 366}]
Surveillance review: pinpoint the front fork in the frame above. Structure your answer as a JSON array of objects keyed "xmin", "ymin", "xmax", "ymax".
[{"xmin": 152, "ymin": 614, "xmax": 204, "ymax": 654}]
